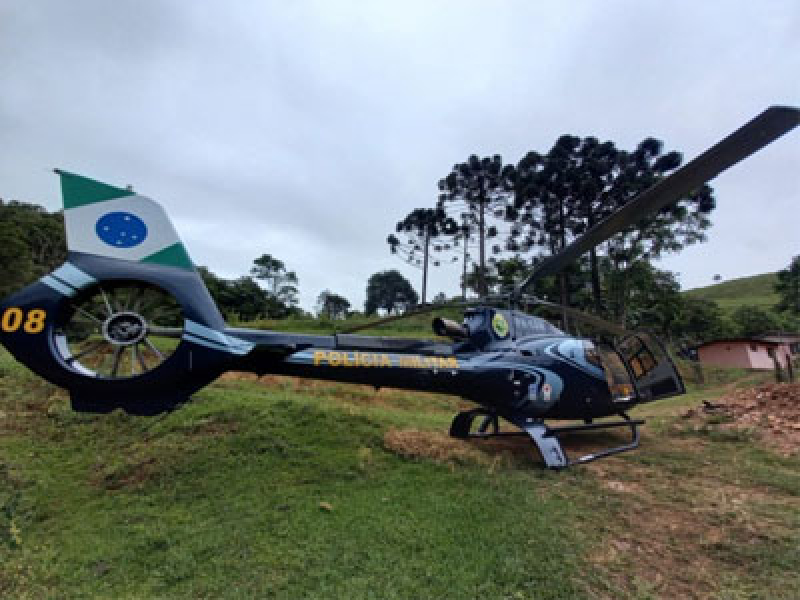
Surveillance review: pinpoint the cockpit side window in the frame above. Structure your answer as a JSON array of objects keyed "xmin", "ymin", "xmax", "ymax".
[
  {"xmin": 582, "ymin": 340, "xmax": 635, "ymax": 401},
  {"xmin": 619, "ymin": 336, "xmax": 658, "ymax": 380},
  {"xmin": 463, "ymin": 311, "xmax": 485, "ymax": 333}
]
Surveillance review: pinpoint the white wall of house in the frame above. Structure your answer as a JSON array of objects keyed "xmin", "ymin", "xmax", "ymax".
[{"xmin": 698, "ymin": 341, "xmax": 784, "ymax": 370}]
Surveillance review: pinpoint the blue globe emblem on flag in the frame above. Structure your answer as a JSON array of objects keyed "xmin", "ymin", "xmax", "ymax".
[{"xmin": 95, "ymin": 212, "xmax": 148, "ymax": 248}]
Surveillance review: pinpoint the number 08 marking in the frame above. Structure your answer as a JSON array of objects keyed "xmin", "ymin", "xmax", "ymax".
[{"xmin": 1, "ymin": 308, "xmax": 47, "ymax": 334}]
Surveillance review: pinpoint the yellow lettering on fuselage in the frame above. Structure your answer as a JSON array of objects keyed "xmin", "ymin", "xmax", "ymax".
[{"xmin": 310, "ymin": 351, "xmax": 458, "ymax": 369}]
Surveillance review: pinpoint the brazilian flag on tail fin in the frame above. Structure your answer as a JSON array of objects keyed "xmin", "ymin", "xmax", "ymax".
[{"xmin": 56, "ymin": 170, "xmax": 193, "ymax": 270}]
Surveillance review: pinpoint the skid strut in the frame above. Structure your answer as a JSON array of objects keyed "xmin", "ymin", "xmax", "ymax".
[{"xmin": 449, "ymin": 408, "xmax": 644, "ymax": 469}]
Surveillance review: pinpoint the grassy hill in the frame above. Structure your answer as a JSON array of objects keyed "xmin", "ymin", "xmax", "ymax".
[
  {"xmin": 1, "ymin": 349, "xmax": 798, "ymax": 598},
  {"xmin": 684, "ymin": 272, "xmax": 780, "ymax": 313}
]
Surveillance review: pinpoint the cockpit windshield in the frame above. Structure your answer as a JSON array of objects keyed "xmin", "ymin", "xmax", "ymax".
[{"xmin": 582, "ymin": 340, "xmax": 635, "ymax": 403}]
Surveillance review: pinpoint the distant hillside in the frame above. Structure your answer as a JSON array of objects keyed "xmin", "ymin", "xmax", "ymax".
[{"xmin": 684, "ymin": 272, "xmax": 780, "ymax": 312}]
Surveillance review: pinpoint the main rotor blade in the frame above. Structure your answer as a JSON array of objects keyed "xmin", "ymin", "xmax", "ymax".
[
  {"xmin": 340, "ymin": 302, "xmax": 466, "ymax": 334},
  {"xmin": 339, "ymin": 297, "xmax": 508, "ymax": 334},
  {"xmin": 340, "ymin": 308, "xmax": 436, "ymax": 334},
  {"xmin": 515, "ymin": 105, "xmax": 800, "ymax": 295},
  {"xmin": 523, "ymin": 296, "xmax": 632, "ymax": 337}
]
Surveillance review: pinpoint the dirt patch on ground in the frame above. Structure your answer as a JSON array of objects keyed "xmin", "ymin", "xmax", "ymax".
[
  {"xmin": 383, "ymin": 428, "xmax": 552, "ymax": 468},
  {"xmin": 172, "ymin": 416, "xmax": 241, "ymax": 437},
  {"xmin": 683, "ymin": 382, "xmax": 800, "ymax": 456},
  {"xmin": 583, "ymin": 463, "xmax": 786, "ymax": 598},
  {"xmin": 587, "ymin": 501, "xmax": 720, "ymax": 598},
  {"xmin": 582, "ymin": 415, "xmax": 800, "ymax": 599},
  {"xmin": 384, "ymin": 424, "xmax": 797, "ymax": 597},
  {"xmin": 89, "ymin": 457, "xmax": 159, "ymax": 490},
  {"xmin": 586, "ymin": 473, "xmax": 800, "ymax": 599},
  {"xmin": 384, "ymin": 429, "xmax": 497, "ymax": 467},
  {"xmin": 219, "ymin": 371, "xmax": 261, "ymax": 383}
]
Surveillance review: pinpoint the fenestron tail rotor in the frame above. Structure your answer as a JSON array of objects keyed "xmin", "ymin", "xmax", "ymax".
[{"xmin": 55, "ymin": 282, "xmax": 183, "ymax": 379}]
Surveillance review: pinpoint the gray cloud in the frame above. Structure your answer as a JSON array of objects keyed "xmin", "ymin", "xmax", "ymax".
[{"xmin": 1, "ymin": 0, "xmax": 798, "ymax": 310}]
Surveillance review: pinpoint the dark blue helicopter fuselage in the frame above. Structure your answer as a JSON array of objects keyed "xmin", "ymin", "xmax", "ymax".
[
  {"xmin": 226, "ymin": 326, "xmax": 633, "ymax": 422},
  {"xmin": 0, "ymin": 255, "xmax": 677, "ymax": 422}
]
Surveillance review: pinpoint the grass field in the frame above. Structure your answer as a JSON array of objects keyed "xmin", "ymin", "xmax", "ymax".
[
  {"xmin": 684, "ymin": 272, "xmax": 780, "ymax": 313},
  {"xmin": 229, "ymin": 305, "xmax": 467, "ymax": 339},
  {"xmin": 1, "ymin": 348, "xmax": 798, "ymax": 599}
]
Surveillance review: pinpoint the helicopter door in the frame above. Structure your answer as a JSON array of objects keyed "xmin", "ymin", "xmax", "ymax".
[{"xmin": 616, "ymin": 334, "xmax": 685, "ymax": 402}]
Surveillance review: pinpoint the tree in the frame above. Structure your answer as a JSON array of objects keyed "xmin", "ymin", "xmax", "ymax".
[
  {"xmin": 512, "ymin": 135, "xmax": 714, "ymax": 320},
  {"xmin": 775, "ymin": 255, "xmax": 800, "ymax": 315},
  {"xmin": 462, "ymin": 256, "xmax": 532, "ymax": 296},
  {"xmin": 229, "ymin": 276, "xmax": 281, "ymax": 320},
  {"xmin": 598, "ymin": 261, "xmax": 681, "ymax": 335},
  {"xmin": 437, "ymin": 155, "xmax": 515, "ymax": 296},
  {"xmin": 514, "ymin": 140, "xmax": 594, "ymax": 313},
  {"xmin": 198, "ymin": 267, "xmax": 284, "ymax": 320},
  {"xmin": 250, "ymin": 253, "xmax": 299, "ymax": 308},
  {"xmin": 0, "ymin": 199, "xmax": 67, "ymax": 296},
  {"xmin": 316, "ymin": 290, "xmax": 351, "ymax": 319},
  {"xmin": 604, "ymin": 138, "xmax": 713, "ymax": 280},
  {"xmin": 0, "ymin": 227, "xmax": 34, "ymax": 297},
  {"xmin": 365, "ymin": 270, "xmax": 418, "ymax": 315},
  {"xmin": 674, "ymin": 296, "xmax": 732, "ymax": 343},
  {"xmin": 387, "ymin": 207, "xmax": 457, "ymax": 304},
  {"xmin": 598, "ymin": 261, "xmax": 728, "ymax": 341},
  {"xmin": 731, "ymin": 305, "xmax": 784, "ymax": 337}
]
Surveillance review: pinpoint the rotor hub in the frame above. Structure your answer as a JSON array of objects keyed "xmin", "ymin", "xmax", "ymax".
[{"xmin": 102, "ymin": 312, "xmax": 147, "ymax": 346}]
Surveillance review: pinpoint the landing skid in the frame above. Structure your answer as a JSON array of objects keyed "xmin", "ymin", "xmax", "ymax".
[{"xmin": 449, "ymin": 409, "xmax": 644, "ymax": 469}]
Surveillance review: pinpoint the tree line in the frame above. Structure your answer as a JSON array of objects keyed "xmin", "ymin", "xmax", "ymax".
[
  {"xmin": 1, "ymin": 173, "xmax": 798, "ymax": 341},
  {"xmin": 0, "ymin": 199, "xmax": 67, "ymax": 297},
  {"xmin": 389, "ymin": 137, "xmax": 711, "ymax": 306},
  {"xmin": 386, "ymin": 133, "xmax": 799, "ymax": 342},
  {"xmin": 0, "ymin": 199, "xmax": 424, "ymax": 321}
]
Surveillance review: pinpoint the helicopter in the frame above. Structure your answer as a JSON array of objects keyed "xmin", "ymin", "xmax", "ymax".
[{"xmin": 1, "ymin": 106, "xmax": 797, "ymax": 469}]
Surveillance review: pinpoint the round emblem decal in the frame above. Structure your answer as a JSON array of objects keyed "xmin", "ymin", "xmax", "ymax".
[
  {"xmin": 541, "ymin": 383, "xmax": 553, "ymax": 403},
  {"xmin": 95, "ymin": 212, "xmax": 148, "ymax": 248},
  {"xmin": 491, "ymin": 313, "xmax": 510, "ymax": 338}
]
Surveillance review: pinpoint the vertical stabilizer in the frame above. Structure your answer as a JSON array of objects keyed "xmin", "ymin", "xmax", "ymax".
[{"xmin": 56, "ymin": 169, "xmax": 194, "ymax": 270}]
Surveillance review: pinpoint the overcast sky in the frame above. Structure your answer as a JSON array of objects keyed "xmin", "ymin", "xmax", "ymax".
[{"xmin": 1, "ymin": 1, "xmax": 798, "ymax": 311}]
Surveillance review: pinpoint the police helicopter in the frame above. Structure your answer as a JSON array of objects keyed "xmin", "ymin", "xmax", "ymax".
[{"xmin": 1, "ymin": 106, "xmax": 797, "ymax": 468}]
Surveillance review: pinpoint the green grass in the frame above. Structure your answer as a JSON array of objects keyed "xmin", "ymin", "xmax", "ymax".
[
  {"xmin": 230, "ymin": 306, "xmax": 465, "ymax": 339},
  {"xmin": 674, "ymin": 358, "xmax": 774, "ymax": 390},
  {"xmin": 684, "ymin": 272, "xmax": 780, "ymax": 313},
  {"xmin": 1, "ymin": 348, "xmax": 798, "ymax": 599},
  {"xmin": 0, "ymin": 352, "xmax": 583, "ymax": 599}
]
